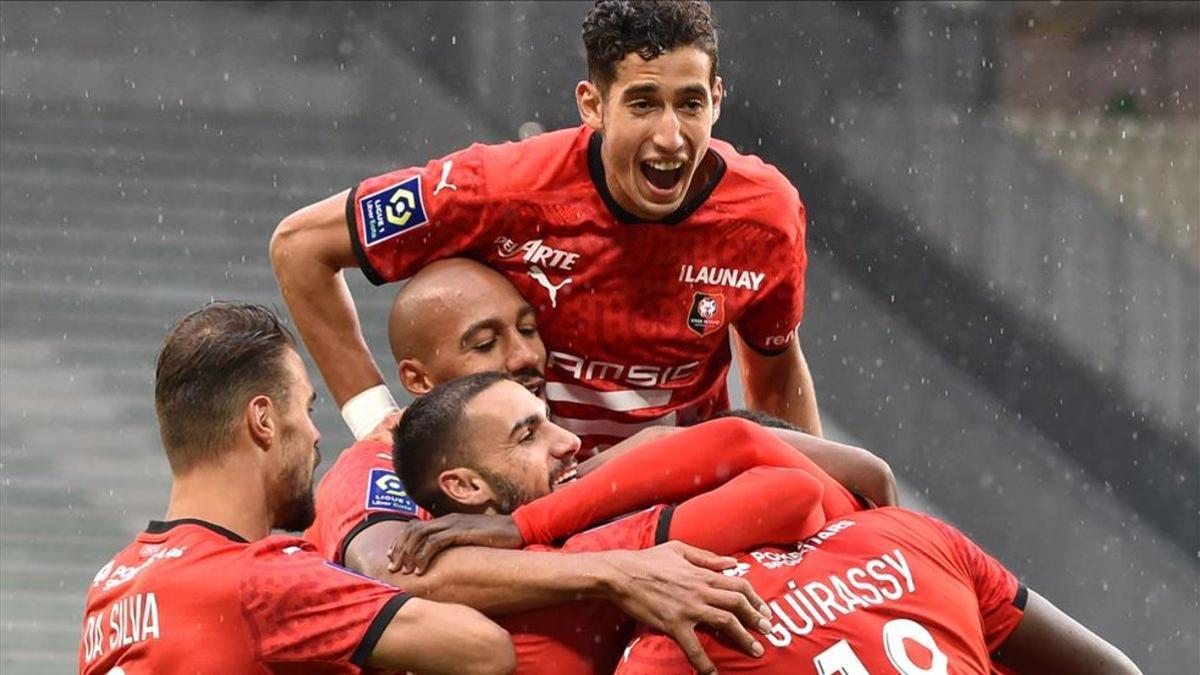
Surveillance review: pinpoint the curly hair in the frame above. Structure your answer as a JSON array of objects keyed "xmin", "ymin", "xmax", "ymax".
[{"xmin": 582, "ymin": 0, "xmax": 719, "ymax": 93}]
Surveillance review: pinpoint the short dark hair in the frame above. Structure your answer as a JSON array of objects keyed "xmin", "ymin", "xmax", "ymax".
[
  {"xmin": 704, "ymin": 408, "xmax": 805, "ymax": 433},
  {"xmin": 582, "ymin": 0, "xmax": 719, "ymax": 93},
  {"xmin": 393, "ymin": 371, "xmax": 512, "ymax": 516},
  {"xmin": 154, "ymin": 302, "xmax": 295, "ymax": 474}
]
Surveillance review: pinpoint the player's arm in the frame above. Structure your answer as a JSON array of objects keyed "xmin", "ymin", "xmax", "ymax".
[
  {"xmin": 747, "ymin": 421, "xmax": 896, "ymax": 508},
  {"xmin": 350, "ymin": 519, "xmax": 772, "ymax": 636},
  {"xmin": 666, "ymin": 467, "xmax": 827, "ymax": 553},
  {"xmin": 270, "ymin": 190, "xmax": 387, "ymax": 409},
  {"xmin": 369, "ymin": 593, "xmax": 516, "ymax": 672},
  {"xmin": 367, "ymin": 597, "xmax": 515, "ymax": 675},
  {"xmin": 991, "ymin": 589, "xmax": 1141, "ymax": 674},
  {"xmin": 387, "ymin": 417, "xmax": 858, "ymax": 570},
  {"xmin": 513, "ymin": 417, "xmax": 853, "ymax": 545},
  {"xmin": 578, "ymin": 419, "xmax": 895, "ymax": 508},
  {"xmin": 735, "ymin": 333, "xmax": 823, "ymax": 437}
]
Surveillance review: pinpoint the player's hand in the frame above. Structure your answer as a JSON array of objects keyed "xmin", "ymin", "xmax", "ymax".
[
  {"xmin": 386, "ymin": 514, "xmax": 523, "ymax": 575},
  {"xmin": 362, "ymin": 409, "xmax": 404, "ymax": 445},
  {"xmin": 602, "ymin": 541, "xmax": 771, "ymax": 675}
]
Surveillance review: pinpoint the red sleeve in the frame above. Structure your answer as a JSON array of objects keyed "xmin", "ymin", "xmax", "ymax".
[
  {"xmin": 305, "ymin": 442, "xmax": 421, "ymax": 564},
  {"xmin": 733, "ymin": 197, "xmax": 807, "ymax": 354},
  {"xmin": 513, "ymin": 418, "xmax": 858, "ymax": 545},
  {"xmin": 925, "ymin": 515, "xmax": 1027, "ymax": 652},
  {"xmin": 614, "ymin": 633, "xmax": 696, "ymax": 675},
  {"xmin": 241, "ymin": 537, "xmax": 411, "ymax": 668},
  {"xmin": 666, "ymin": 467, "xmax": 826, "ymax": 554},
  {"xmin": 348, "ymin": 143, "xmax": 493, "ymax": 285}
]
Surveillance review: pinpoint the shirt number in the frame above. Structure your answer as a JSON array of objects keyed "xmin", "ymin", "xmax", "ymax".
[{"xmin": 813, "ymin": 619, "xmax": 949, "ymax": 675}]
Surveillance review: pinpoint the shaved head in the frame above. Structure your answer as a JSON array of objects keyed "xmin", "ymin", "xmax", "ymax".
[{"xmin": 388, "ymin": 258, "xmax": 547, "ymax": 396}]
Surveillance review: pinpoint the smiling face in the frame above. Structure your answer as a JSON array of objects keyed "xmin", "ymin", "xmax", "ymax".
[
  {"xmin": 390, "ymin": 259, "xmax": 547, "ymax": 398},
  {"xmin": 578, "ymin": 45, "xmax": 723, "ymax": 221},
  {"xmin": 457, "ymin": 380, "xmax": 581, "ymax": 514}
]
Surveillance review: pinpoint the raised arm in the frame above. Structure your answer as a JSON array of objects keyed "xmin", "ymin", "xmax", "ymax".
[{"xmin": 270, "ymin": 191, "xmax": 389, "ymax": 411}]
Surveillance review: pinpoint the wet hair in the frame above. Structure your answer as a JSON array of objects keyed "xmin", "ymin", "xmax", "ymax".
[
  {"xmin": 582, "ymin": 0, "xmax": 719, "ymax": 93},
  {"xmin": 154, "ymin": 302, "xmax": 295, "ymax": 474},
  {"xmin": 393, "ymin": 371, "xmax": 513, "ymax": 516},
  {"xmin": 704, "ymin": 408, "xmax": 805, "ymax": 433}
]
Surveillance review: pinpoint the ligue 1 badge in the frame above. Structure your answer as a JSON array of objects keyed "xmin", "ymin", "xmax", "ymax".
[{"xmin": 687, "ymin": 292, "xmax": 725, "ymax": 337}]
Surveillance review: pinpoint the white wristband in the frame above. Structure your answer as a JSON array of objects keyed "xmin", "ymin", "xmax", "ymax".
[{"xmin": 340, "ymin": 385, "xmax": 401, "ymax": 441}]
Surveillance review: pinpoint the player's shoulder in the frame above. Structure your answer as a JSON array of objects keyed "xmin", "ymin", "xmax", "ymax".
[
  {"xmin": 709, "ymin": 137, "xmax": 804, "ymax": 235},
  {"xmin": 244, "ymin": 534, "xmax": 324, "ymax": 566},
  {"xmin": 477, "ymin": 125, "xmax": 592, "ymax": 195},
  {"xmin": 325, "ymin": 440, "xmax": 395, "ymax": 477}
]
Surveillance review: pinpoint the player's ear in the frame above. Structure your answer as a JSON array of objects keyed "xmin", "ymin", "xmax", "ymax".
[
  {"xmin": 437, "ymin": 468, "xmax": 492, "ymax": 509},
  {"xmin": 710, "ymin": 76, "xmax": 724, "ymax": 125},
  {"xmin": 576, "ymin": 80, "xmax": 605, "ymax": 131},
  {"xmin": 398, "ymin": 359, "xmax": 435, "ymax": 396},
  {"xmin": 245, "ymin": 395, "xmax": 275, "ymax": 451}
]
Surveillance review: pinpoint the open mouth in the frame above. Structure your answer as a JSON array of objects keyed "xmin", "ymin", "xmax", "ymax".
[
  {"xmin": 640, "ymin": 159, "xmax": 684, "ymax": 195},
  {"xmin": 552, "ymin": 466, "xmax": 579, "ymax": 490}
]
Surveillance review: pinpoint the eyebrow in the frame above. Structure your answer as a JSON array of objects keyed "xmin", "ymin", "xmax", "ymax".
[
  {"xmin": 622, "ymin": 83, "xmax": 709, "ymax": 99},
  {"xmin": 459, "ymin": 318, "xmax": 502, "ymax": 347},
  {"xmin": 509, "ymin": 413, "xmax": 540, "ymax": 439}
]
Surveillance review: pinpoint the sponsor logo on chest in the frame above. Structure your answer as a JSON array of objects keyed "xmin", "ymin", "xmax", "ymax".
[
  {"xmin": 679, "ymin": 264, "xmax": 765, "ymax": 291},
  {"xmin": 495, "ymin": 236, "xmax": 580, "ymax": 272}
]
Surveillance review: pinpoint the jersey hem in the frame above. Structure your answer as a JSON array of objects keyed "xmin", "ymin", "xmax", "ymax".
[
  {"xmin": 350, "ymin": 593, "xmax": 413, "ymax": 667},
  {"xmin": 653, "ymin": 505, "xmax": 677, "ymax": 546},
  {"xmin": 345, "ymin": 183, "xmax": 388, "ymax": 286}
]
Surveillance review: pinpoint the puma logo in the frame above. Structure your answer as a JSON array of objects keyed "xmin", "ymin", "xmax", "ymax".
[
  {"xmin": 434, "ymin": 160, "xmax": 457, "ymax": 195},
  {"xmin": 528, "ymin": 265, "xmax": 572, "ymax": 308}
]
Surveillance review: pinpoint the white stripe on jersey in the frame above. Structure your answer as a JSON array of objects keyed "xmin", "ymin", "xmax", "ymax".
[
  {"xmin": 555, "ymin": 412, "xmax": 677, "ymax": 437},
  {"xmin": 544, "ymin": 383, "xmax": 672, "ymax": 412}
]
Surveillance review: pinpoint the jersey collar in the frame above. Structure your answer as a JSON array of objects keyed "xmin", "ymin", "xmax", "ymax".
[
  {"xmin": 145, "ymin": 518, "xmax": 250, "ymax": 543},
  {"xmin": 587, "ymin": 131, "xmax": 727, "ymax": 226}
]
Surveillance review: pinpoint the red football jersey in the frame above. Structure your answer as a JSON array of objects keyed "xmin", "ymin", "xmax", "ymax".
[
  {"xmin": 79, "ymin": 519, "xmax": 410, "ymax": 674},
  {"xmin": 305, "ymin": 440, "xmax": 428, "ymax": 564},
  {"xmin": 614, "ymin": 508, "xmax": 1027, "ymax": 674},
  {"xmin": 349, "ymin": 126, "xmax": 807, "ymax": 451},
  {"xmin": 502, "ymin": 505, "xmax": 671, "ymax": 675},
  {"xmin": 501, "ymin": 456, "xmax": 833, "ymax": 675}
]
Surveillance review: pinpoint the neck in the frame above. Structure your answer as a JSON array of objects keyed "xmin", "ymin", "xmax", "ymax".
[{"xmin": 164, "ymin": 450, "xmax": 272, "ymax": 542}]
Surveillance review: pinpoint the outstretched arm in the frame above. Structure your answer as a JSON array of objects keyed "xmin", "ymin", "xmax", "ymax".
[
  {"xmin": 666, "ymin": 467, "xmax": 827, "ymax": 554},
  {"xmin": 514, "ymin": 417, "xmax": 858, "ymax": 545}
]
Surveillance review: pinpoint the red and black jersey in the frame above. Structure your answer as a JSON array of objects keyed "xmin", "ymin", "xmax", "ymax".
[
  {"xmin": 348, "ymin": 127, "xmax": 807, "ymax": 452},
  {"xmin": 304, "ymin": 440, "xmax": 429, "ymax": 564},
  {"xmin": 79, "ymin": 519, "xmax": 409, "ymax": 674},
  {"xmin": 614, "ymin": 508, "xmax": 1027, "ymax": 674},
  {"xmin": 495, "ymin": 418, "xmax": 841, "ymax": 675}
]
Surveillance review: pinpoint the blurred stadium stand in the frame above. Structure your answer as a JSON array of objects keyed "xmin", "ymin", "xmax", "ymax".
[{"xmin": 1, "ymin": 1, "xmax": 1196, "ymax": 672}]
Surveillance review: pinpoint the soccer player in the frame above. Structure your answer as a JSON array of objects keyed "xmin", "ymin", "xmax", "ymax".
[
  {"xmin": 271, "ymin": 0, "xmax": 821, "ymax": 454},
  {"xmin": 78, "ymin": 303, "xmax": 515, "ymax": 675},
  {"xmin": 304, "ymin": 258, "xmax": 780, "ymax": 674},
  {"xmin": 389, "ymin": 373, "xmax": 1141, "ymax": 675}
]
